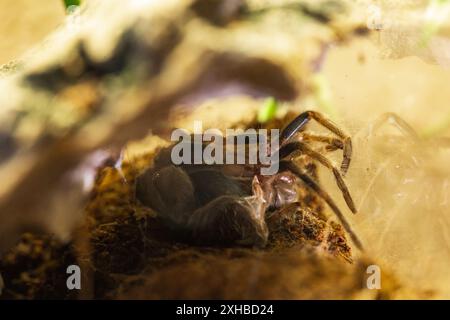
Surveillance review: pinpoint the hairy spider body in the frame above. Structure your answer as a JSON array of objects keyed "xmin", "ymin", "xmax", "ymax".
[{"xmin": 136, "ymin": 111, "xmax": 363, "ymax": 250}]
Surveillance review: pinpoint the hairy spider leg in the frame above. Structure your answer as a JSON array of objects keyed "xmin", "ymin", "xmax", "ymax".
[
  {"xmin": 298, "ymin": 133, "xmax": 344, "ymax": 152},
  {"xmin": 279, "ymin": 141, "xmax": 357, "ymax": 214},
  {"xmin": 279, "ymin": 160, "xmax": 363, "ymax": 251},
  {"xmin": 279, "ymin": 111, "xmax": 352, "ymax": 175}
]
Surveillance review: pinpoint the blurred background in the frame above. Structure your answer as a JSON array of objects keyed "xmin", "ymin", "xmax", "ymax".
[
  {"xmin": 1, "ymin": 0, "xmax": 449, "ymax": 298},
  {"xmin": 0, "ymin": 0, "xmax": 64, "ymax": 65},
  {"xmin": 3, "ymin": 2, "xmax": 450, "ymax": 132}
]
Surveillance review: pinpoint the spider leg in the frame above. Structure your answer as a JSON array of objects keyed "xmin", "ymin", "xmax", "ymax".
[
  {"xmin": 298, "ymin": 132, "xmax": 344, "ymax": 152},
  {"xmin": 280, "ymin": 111, "xmax": 352, "ymax": 175},
  {"xmin": 279, "ymin": 141, "xmax": 357, "ymax": 214},
  {"xmin": 135, "ymin": 165, "xmax": 196, "ymax": 225},
  {"xmin": 187, "ymin": 195, "xmax": 268, "ymax": 247},
  {"xmin": 279, "ymin": 160, "xmax": 363, "ymax": 251}
]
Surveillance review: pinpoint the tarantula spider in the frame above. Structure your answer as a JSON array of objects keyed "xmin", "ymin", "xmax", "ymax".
[{"xmin": 136, "ymin": 111, "xmax": 363, "ymax": 250}]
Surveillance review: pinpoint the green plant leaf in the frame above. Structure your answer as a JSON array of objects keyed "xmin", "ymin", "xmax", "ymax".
[
  {"xmin": 63, "ymin": 0, "xmax": 81, "ymax": 9},
  {"xmin": 258, "ymin": 97, "xmax": 278, "ymax": 123}
]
